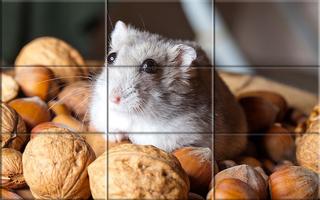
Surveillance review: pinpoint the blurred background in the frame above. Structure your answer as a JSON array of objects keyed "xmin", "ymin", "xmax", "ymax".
[{"xmin": 1, "ymin": 0, "xmax": 319, "ymax": 94}]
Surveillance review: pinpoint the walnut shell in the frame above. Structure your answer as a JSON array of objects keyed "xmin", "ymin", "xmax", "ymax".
[
  {"xmin": 88, "ymin": 144, "xmax": 190, "ymax": 199},
  {"xmin": 58, "ymin": 81, "xmax": 91, "ymax": 121},
  {"xmin": 30, "ymin": 122, "xmax": 73, "ymax": 139},
  {"xmin": 296, "ymin": 133, "xmax": 320, "ymax": 173},
  {"xmin": 0, "ymin": 102, "xmax": 28, "ymax": 151},
  {"xmin": 214, "ymin": 164, "xmax": 267, "ymax": 199},
  {"xmin": 1, "ymin": 148, "xmax": 26, "ymax": 189},
  {"xmin": 1, "ymin": 73, "xmax": 19, "ymax": 102},
  {"xmin": 15, "ymin": 37, "xmax": 87, "ymax": 84},
  {"xmin": 22, "ymin": 133, "xmax": 95, "ymax": 199},
  {"xmin": 296, "ymin": 104, "xmax": 320, "ymax": 173}
]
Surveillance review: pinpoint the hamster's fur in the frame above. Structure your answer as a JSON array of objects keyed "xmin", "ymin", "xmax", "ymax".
[{"xmin": 90, "ymin": 21, "xmax": 247, "ymax": 160}]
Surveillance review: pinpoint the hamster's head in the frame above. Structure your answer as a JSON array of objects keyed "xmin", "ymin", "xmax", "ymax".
[{"xmin": 90, "ymin": 21, "xmax": 198, "ymax": 131}]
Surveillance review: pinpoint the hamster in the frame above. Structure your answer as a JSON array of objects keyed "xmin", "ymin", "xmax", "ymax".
[{"xmin": 90, "ymin": 21, "xmax": 247, "ymax": 160}]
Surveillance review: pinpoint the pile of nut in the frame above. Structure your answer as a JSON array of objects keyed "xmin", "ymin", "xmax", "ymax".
[{"xmin": 1, "ymin": 37, "xmax": 319, "ymax": 200}]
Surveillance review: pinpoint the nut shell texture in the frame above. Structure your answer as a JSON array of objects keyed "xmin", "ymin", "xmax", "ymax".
[
  {"xmin": 22, "ymin": 133, "xmax": 95, "ymax": 199},
  {"xmin": 15, "ymin": 37, "xmax": 86, "ymax": 83},
  {"xmin": 1, "ymin": 73, "xmax": 19, "ymax": 102},
  {"xmin": 1, "ymin": 102, "xmax": 27, "ymax": 151},
  {"xmin": 89, "ymin": 144, "xmax": 190, "ymax": 200},
  {"xmin": 1, "ymin": 148, "xmax": 26, "ymax": 189}
]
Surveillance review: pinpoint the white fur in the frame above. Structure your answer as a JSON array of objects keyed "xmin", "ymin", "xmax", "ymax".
[{"xmin": 90, "ymin": 21, "xmax": 212, "ymax": 154}]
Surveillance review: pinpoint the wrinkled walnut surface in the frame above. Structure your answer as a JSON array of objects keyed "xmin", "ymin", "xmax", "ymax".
[
  {"xmin": 23, "ymin": 133, "xmax": 95, "ymax": 199},
  {"xmin": 1, "ymin": 102, "xmax": 27, "ymax": 151},
  {"xmin": 15, "ymin": 37, "xmax": 87, "ymax": 83},
  {"xmin": 88, "ymin": 144, "xmax": 190, "ymax": 200}
]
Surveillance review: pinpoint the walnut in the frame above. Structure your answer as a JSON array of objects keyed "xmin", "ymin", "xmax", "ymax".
[
  {"xmin": 296, "ymin": 104, "xmax": 320, "ymax": 173},
  {"xmin": 1, "ymin": 73, "xmax": 19, "ymax": 102},
  {"xmin": 15, "ymin": 37, "xmax": 87, "ymax": 84},
  {"xmin": 88, "ymin": 144, "xmax": 190, "ymax": 199},
  {"xmin": 1, "ymin": 148, "xmax": 26, "ymax": 189},
  {"xmin": 0, "ymin": 102, "xmax": 28, "ymax": 151},
  {"xmin": 22, "ymin": 133, "xmax": 95, "ymax": 199}
]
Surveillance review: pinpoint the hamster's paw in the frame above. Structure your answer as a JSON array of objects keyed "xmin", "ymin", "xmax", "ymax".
[{"xmin": 107, "ymin": 131, "xmax": 128, "ymax": 142}]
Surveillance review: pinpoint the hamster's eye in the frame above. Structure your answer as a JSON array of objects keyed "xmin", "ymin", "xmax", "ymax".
[
  {"xmin": 107, "ymin": 52, "xmax": 117, "ymax": 64},
  {"xmin": 140, "ymin": 59, "xmax": 157, "ymax": 74}
]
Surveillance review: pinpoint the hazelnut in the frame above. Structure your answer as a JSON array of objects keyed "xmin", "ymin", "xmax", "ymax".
[
  {"xmin": 22, "ymin": 133, "xmax": 95, "ymax": 199},
  {"xmin": 0, "ymin": 189, "xmax": 23, "ymax": 200},
  {"xmin": 254, "ymin": 166, "xmax": 269, "ymax": 184},
  {"xmin": 15, "ymin": 37, "xmax": 87, "ymax": 84},
  {"xmin": 215, "ymin": 164, "xmax": 267, "ymax": 199},
  {"xmin": 88, "ymin": 144, "xmax": 190, "ymax": 199},
  {"xmin": 1, "ymin": 102, "xmax": 28, "ymax": 151},
  {"xmin": 9, "ymin": 97, "xmax": 51, "ymax": 129},
  {"xmin": 15, "ymin": 66, "xmax": 59, "ymax": 101},
  {"xmin": 237, "ymin": 156, "xmax": 262, "ymax": 168},
  {"xmin": 1, "ymin": 73, "xmax": 19, "ymax": 102},
  {"xmin": 48, "ymin": 101, "xmax": 71, "ymax": 116},
  {"xmin": 263, "ymin": 124, "xmax": 295, "ymax": 162},
  {"xmin": 273, "ymin": 160, "xmax": 294, "ymax": 172},
  {"xmin": 1, "ymin": 148, "xmax": 26, "ymax": 189},
  {"xmin": 209, "ymin": 178, "xmax": 259, "ymax": 200},
  {"xmin": 15, "ymin": 189, "xmax": 35, "ymax": 199},
  {"xmin": 52, "ymin": 114, "xmax": 87, "ymax": 132},
  {"xmin": 238, "ymin": 90, "xmax": 287, "ymax": 121},
  {"xmin": 58, "ymin": 81, "xmax": 91, "ymax": 121},
  {"xmin": 269, "ymin": 166, "xmax": 319, "ymax": 199},
  {"xmin": 188, "ymin": 192, "xmax": 205, "ymax": 200},
  {"xmin": 173, "ymin": 147, "xmax": 212, "ymax": 193},
  {"xmin": 239, "ymin": 96, "xmax": 278, "ymax": 132},
  {"xmin": 218, "ymin": 160, "xmax": 237, "ymax": 171},
  {"xmin": 262, "ymin": 159, "xmax": 276, "ymax": 174}
]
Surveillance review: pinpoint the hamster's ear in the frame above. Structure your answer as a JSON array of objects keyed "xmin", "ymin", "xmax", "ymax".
[
  {"xmin": 172, "ymin": 44, "xmax": 197, "ymax": 66},
  {"xmin": 111, "ymin": 21, "xmax": 128, "ymax": 46}
]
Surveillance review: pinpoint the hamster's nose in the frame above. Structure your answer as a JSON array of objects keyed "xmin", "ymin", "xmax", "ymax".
[{"xmin": 111, "ymin": 95, "xmax": 121, "ymax": 104}]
